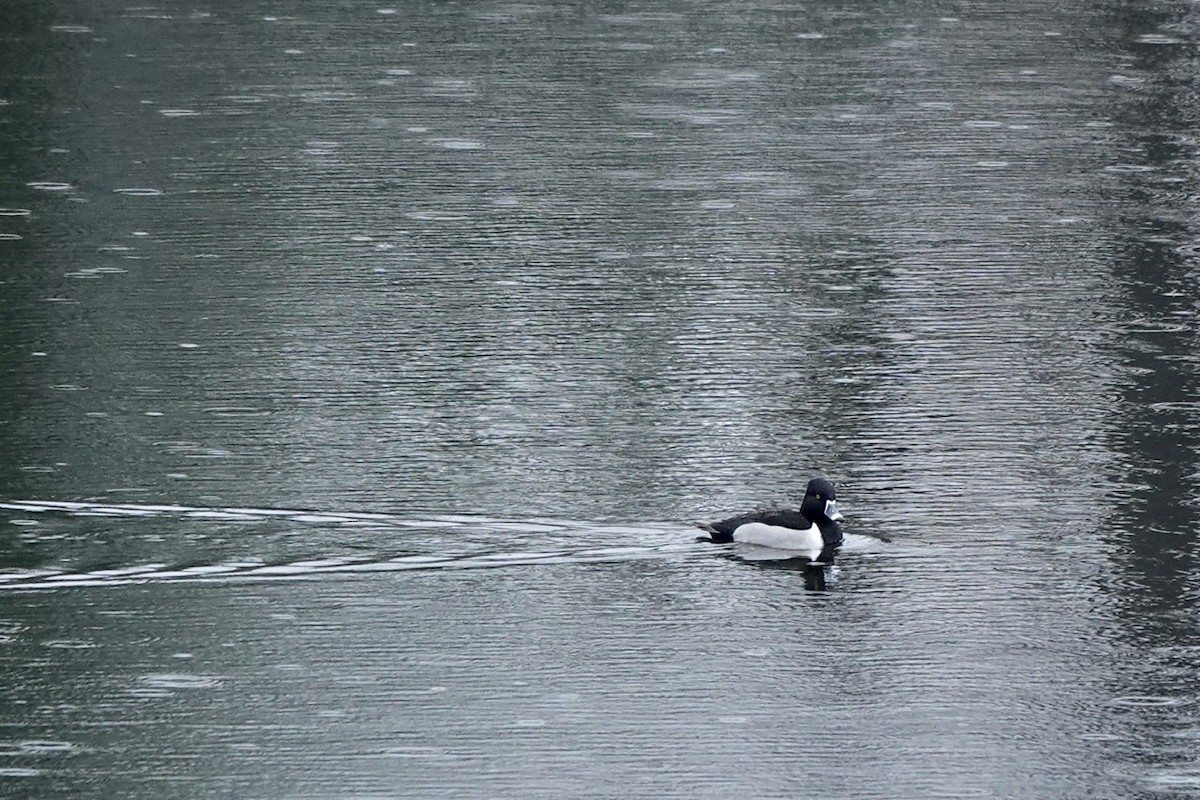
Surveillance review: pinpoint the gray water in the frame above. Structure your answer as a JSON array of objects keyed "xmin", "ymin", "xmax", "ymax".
[{"xmin": 3, "ymin": 0, "xmax": 1200, "ymax": 797}]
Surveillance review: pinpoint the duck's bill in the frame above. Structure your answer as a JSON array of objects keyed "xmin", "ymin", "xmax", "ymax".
[{"xmin": 825, "ymin": 500, "xmax": 844, "ymax": 521}]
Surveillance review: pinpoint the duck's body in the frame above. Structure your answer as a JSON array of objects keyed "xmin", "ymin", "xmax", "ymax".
[
  {"xmin": 698, "ymin": 477, "xmax": 845, "ymax": 564},
  {"xmin": 724, "ymin": 520, "xmax": 826, "ymax": 556}
]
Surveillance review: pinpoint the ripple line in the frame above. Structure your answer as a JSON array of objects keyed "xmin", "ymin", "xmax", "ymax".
[
  {"xmin": 0, "ymin": 499, "xmax": 709, "ymax": 590},
  {"xmin": 0, "ymin": 540, "xmax": 708, "ymax": 590}
]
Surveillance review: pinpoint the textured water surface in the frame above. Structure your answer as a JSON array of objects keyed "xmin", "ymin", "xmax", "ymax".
[{"xmin": 3, "ymin": 0, "xmax": 1200, "ymax": 797}]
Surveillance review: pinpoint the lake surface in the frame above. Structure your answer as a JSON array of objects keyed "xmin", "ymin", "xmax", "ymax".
[{"xmin": 3, "ymin": 0, "xmax": 1200, "ymax": 796}]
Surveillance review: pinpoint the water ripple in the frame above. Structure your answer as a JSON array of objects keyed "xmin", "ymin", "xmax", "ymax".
[
  {"xmin": 140, "ymin": 673, "xmax": 223, "ymax": 690},
  {"xmin": 0, "ymin": 499, "xmax": 722, "ymax": 589},
  {"xmin": 1109, "ymin": 695, "xmax": 1190, "ymax": 708},
  {"xmin": 112, "ymin": 188, "xmax": 163, "ymax": 197}
]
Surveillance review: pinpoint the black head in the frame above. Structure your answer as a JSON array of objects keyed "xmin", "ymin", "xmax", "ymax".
[
  {"xmin": 800, "ymin": 477, "xmax": 844, "ymax": 547},
  {"xmin": 805, "ymin": 477, "xmax": 837, "ymax": 503},
  {"xmin": 800, "ymin": 478, "xmax": 838, "ymax": 518}
]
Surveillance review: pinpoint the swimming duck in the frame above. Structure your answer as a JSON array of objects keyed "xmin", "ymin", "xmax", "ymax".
[{"xmin": 697, "ymin": 477, "xmax": 845, "ymax": 562}]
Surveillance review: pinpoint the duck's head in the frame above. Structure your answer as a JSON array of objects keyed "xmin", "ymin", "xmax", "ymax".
[{"xmin": 801, "ymin": 477, "xmax": 844, "ymax": 545}]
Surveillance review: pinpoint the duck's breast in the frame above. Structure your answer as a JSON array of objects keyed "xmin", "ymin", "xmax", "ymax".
[{"xmin": 731, "ymin": 521, "xmax": 823, "ymax": 554}]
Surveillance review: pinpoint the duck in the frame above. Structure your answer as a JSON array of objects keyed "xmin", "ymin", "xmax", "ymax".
[{"xmin": 697, "ymin": 477, "xmax": 845, "ymax": 563}]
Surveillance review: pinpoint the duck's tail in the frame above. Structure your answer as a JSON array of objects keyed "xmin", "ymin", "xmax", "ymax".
[{"xmin": 695, "ymin": 522, "xmax": 733, "ymax": 543}]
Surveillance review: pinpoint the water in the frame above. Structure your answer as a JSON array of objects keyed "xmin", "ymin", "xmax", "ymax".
[{"xmin": 2, "ymin": 0, "xmax": 1200, "ymax": 796}]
